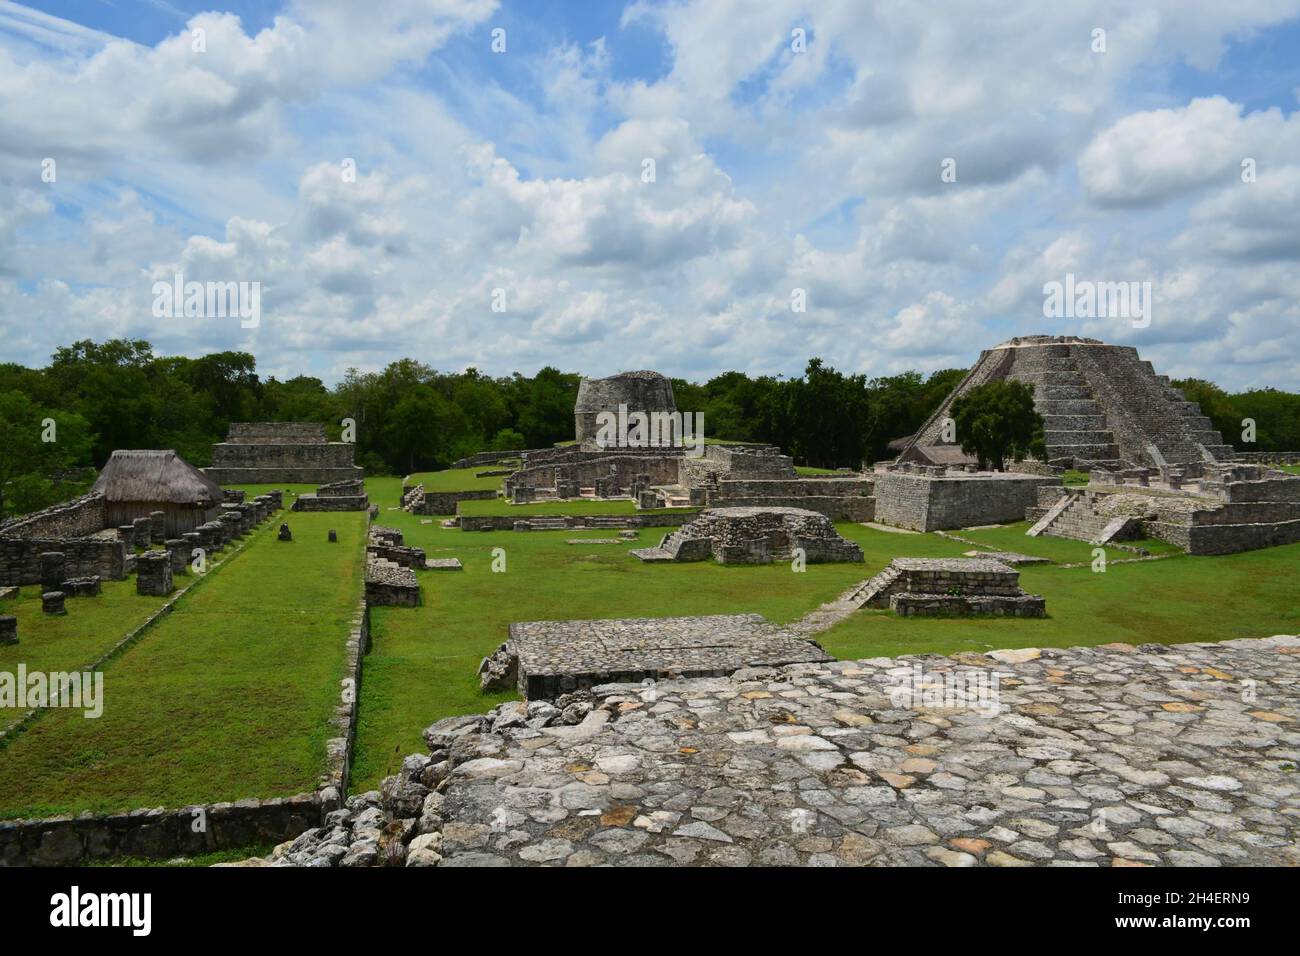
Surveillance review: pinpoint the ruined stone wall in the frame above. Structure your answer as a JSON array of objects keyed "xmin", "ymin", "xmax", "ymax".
[
  {"xmin": 875, "ymin": 472, "xmax": 1060, "ymax": 531},
  {"xmin": 508, "ymin": 452, "xmax": 683, "ymax": 494},
  {"xmin": 0, "ymin": 537, "xmax": 128, "ymax": 587},
  {"xmin": 0, "ymin": 493, "xmax": 106, "ymax": 540},
  {"xmin": 410, "ymin": 489, "xmax": 498, "ymax": 515}
]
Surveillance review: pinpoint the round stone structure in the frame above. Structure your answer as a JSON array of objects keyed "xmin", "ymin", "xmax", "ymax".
[{"xmin": 574, "ymin": 370, "xmax": 677, "ymax": 446}]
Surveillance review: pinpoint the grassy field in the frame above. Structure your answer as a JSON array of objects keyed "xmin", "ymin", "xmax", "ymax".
[
  {"xmin": 0, "ymin": 508, "xmax": 368, "ymax": 820},
  {"xmin": 352, "ymin": 471, "xmax": 1300, "ymax": 791},
  {"xmin": 406, "ymin": 467, "xmax": 507, "ymax": 492},
  {"xmin": 0, "ymin": 583, "xmax": 168, "ymax": 730}
]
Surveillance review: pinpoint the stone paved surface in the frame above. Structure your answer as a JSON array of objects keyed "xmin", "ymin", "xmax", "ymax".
[
  {"xmin": 412, "ymin": 635, "xmax": 1300, "ymax": 866},
  {"xmin": 509, "ymin": 613, "xmax": 833, "ymax": 699}
]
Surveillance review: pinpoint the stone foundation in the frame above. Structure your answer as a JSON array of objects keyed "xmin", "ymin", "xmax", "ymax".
[
  {"xmin": 365, "ymin": 557, "xmax": 419, "ymax": 606},
  {"xmin": 631, "ymin": 506, "xmax": 863, "ymax": 564},
  {"xmin": 506, "ymin": 613, "xmax": 833, "ymax": 699},
  {"xmin": 875, "ymin": 470, "xmax": 1060, "ymax": 532}
]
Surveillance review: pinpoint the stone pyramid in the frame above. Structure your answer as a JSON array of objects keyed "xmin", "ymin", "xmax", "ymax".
[{"xmin": 900, "ymin": 335, "xmax": 1235, "ymax": 470}]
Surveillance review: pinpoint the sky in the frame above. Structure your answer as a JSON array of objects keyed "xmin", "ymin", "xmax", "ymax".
[{"xmin": 1, "ymin": 0, "xmax": 1298, "ymax": 390}]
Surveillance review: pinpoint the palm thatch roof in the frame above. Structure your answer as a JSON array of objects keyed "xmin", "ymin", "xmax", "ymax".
[{"xmin": 91, "ymin": 450, "xmax": 223, "ymax": 505}]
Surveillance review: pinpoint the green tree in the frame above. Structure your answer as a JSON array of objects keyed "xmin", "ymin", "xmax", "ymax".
[
  {"xmin": 950, "ymin": 380, "xmax": 1044, "ymax": 471},
  {"xmin": 0, "ymin": 391, "xmax": 94, "ymax": 517}
]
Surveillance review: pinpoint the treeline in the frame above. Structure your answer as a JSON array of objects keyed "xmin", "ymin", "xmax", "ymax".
[
  {"xmin": 2, "ymin": 339, "xmax": 1295, "ymax": 520},
  {"xmin": 1172, "ymin": 380, "xmax": 1300, "ymax": 454}
]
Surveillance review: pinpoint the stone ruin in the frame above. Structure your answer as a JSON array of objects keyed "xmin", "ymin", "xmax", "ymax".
[
  {"xmin": 481, "ymin": 613, "xmax": 833, "ymax": 698},
  {"xmin": 367, "ymin": 526, "xmax": 427, "ymax": 569},
  {"xmin": 897, "ymin": 335, "xmax": 1235, "ymax": 471},
  {"xmin": 204, "ymin": 422, "xmax": 364, "ymax": 485},
  {"xmin": 0, "ymin": 614, "xmax": 16, "ymax": 645},
  {"xmin": 573, "ymin": 370, "xmax": 679, "ymax": 447},
  {"xmin": 135, "ymin": 551, "xmax": 174, "ymax": 596},
  {"xmin": 873, "ymin": 465, "xmax": 1061, "ymax": 532},
  {"xmin": 1026, "ymin": 462, "xmax": 1300, "ymax": 554},
  {"xmin": 851, "ymin": 557, "xmax": 1046, "ymax": 617},
  {"xmin": 631, "ymin": 506, "xmax": 864, "ymax": 564},
  {"xmin": 293, "ymin": 479, "xmax": 369, "ymax": 512}
]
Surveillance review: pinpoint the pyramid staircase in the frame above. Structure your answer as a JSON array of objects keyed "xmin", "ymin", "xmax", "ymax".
[{"xmin": 1027, "ymin": 346, "xmax": 1122, "ymax": 469}]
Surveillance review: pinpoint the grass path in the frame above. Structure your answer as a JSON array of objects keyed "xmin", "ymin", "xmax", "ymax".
[{"xmin": 0, "ymin": 509, "xmax": 367, "ymax": 820}]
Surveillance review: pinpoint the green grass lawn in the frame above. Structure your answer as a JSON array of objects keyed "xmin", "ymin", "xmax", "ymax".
[
  {"xmin": 0, "ymin": 583, "xmax": 168, "ymax": 730},
  {"xmin": 795, "ymin": 465, "xmax": 848, "ymax": 476},
  {"xmin": 1277, "ymin": 464, "xmax": 1300, "ymax": 476},
  {"xmin": 0, "ymin": 509, "xmax": 368, "ymax": 820},
  {"xmin": 818, "ymin": 539, "xmax": 1300, "ymax": 660},
  {"xmin": 406, "ymin": 467, "xmax": 507, "ymax": 493}
]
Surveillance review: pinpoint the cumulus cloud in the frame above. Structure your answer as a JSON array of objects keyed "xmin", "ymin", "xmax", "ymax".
[{"xmin": 1, "ymin": 0, "xmax": 1299, "ymax": 393}]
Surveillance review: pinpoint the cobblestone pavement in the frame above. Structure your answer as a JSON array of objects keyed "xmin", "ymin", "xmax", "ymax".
[
  {"xmin": 413, "ymin": 635, "xmax": 1299, "ymax": 867},
  {"xmin": 260, "ymin": 634, "xmax": 1299, "ymax": 868}
]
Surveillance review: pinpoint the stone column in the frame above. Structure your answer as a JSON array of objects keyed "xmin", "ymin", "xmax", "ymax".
[
  {"xmin": 41, "ymin": 591, "xmax": 67, "ymax": 615},
  {"xmin": 136, "ymin": 551, "xmax": 174, "ymax": 596},
  {"xmin": 182, "ymin": 533, "xmax": 202, "ymax": 569},
  {"xmin": 39, "ymin": 552, "xmax": 66, "ymax": 590},
  {"xmin": 221, "ymin": 512, "xmax": 244, "ymax": 540},
  {"xmin": 119, "ymin": 525, "xmax": 137, "ymax": 549},
  {"xmin": 0, "ymin": 615, "xmax": 16, "ymax": 645},
  {"xmin": 165, "ymin": 539, "xmax": 189, "ymax": 574},
  {"xmin": 133, "ymin": 516, "xmax": 154, "ymax": 547},
  {"xmin": 150, "ymin": 511, "xmax": 167, "ymax": 544}
]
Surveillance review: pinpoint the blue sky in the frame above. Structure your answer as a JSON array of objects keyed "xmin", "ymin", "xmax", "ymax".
[{"xmin": 1, "ymin": 0, "xmax": 1299, "ymax": 389}]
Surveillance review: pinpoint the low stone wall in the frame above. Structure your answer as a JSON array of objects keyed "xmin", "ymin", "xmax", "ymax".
[
  {"xmin": 458, "ymin": 511, "xmax": 695, "ymax": 532},
  {"xmin": 450, "ymin": 450, "xmax": 527, "ymax": 469},
  {"xmin": 875, "ymin": 471, "xmax": 1060, "ymax": 531},
  {"xmin": 0, "ymin": 493, "xmax": 105, "ymax": 540},
  {"xmin": 1146, "ymin": 517, "xmax": 1300, "ymax": 555},
  {"xmin": 293, "ymin": 494, "xmax": 369, "ymax": 512},
  {"xmin": 414, "ymin": 489, "xmax": 497, "ymax": 515},
  {"xmin": 0, "ymin": 538, "xmax": 128, "ymax": 588},
  {"xmin": 710, "ymin": 495, "xmax": 874, "ymax": 522},
  {"xmin": 0, "ymin": 795, "xmax": 322, "ymax": 866}
]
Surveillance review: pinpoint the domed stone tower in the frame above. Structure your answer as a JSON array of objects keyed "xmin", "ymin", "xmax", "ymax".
[{"xmin": 574, "ymin": 370, "xmax": 677, "ymax": 446}]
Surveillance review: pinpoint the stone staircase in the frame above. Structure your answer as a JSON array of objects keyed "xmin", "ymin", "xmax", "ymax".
[
  {"xmin": 843, "ymin": 564, "xmax": 904, "ymax": 609},
  {"xmin": 1029, "ymin": 348, "xmax": 1122, "ymax": 468},
  {"xmin": 1030, "ymin": 492, "xmax": 1137, "ymax": 545}
]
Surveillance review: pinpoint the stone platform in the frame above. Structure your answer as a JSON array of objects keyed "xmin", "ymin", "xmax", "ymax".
[
  {"xmin": 507, "ymin": 613, "xmax": 833, "ymax": 699},
  {"xmin": 632, "ymin": 506, "xmax": 863, "ymax": 564},
  {"xmin": 266, "ymin": 634, "xmax": 1300, "ymax": 867}
]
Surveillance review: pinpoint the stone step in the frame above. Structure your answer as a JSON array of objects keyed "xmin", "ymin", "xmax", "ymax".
[
  {"xmin": 1042, "ymin": 414, "xmax": 1108, "ymax": 430},
  {"xmin": 1044, "ymin": 429, "xmax": 1116, "ymax": 445},
  {"xmin": 1037, "ymin": 399, "xmax": 1103, "ymax": 416},
  {"xmin": 1026, "ymin": 493, "xmax": 1074, "ymax": 536},
  {"xmin": 1042, "ymin": 371, "xmax": 1086, "ymax": 386},
  {"xmin": 1040, "ymin": 385, "xmax": 1092, "ymax": 400}
]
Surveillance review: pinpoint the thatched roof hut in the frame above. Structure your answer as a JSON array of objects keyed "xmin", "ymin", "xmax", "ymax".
[{"xmin": 92, "ymin": 450, "xmax": 225, "ymax": 536}]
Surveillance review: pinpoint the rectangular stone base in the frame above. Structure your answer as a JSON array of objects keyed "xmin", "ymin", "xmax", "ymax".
[{"xmin": 509, "ymin": 613, "xmax": 833, "ymax": 699}]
